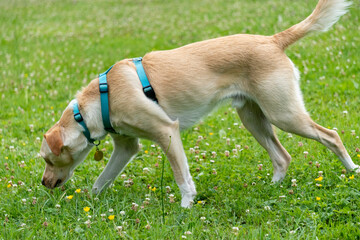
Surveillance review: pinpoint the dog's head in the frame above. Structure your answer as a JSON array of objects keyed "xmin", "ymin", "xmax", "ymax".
[{"xmin": 40, "ymin": 103, "xmax": 93, "ymax": 189}]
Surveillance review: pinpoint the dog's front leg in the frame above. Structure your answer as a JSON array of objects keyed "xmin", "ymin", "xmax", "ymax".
[
  {"xmin": 156, "ymin": 120, "xmax": 197, "ymax": 208},
  {"xmin": 92, "ymin": 135, "xmax": 139, "ymax": 194}
]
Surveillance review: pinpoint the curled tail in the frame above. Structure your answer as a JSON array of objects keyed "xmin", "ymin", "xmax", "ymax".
[{"xmin": 273, "ymin": 0, "xmax": 352, "ymax": 49}]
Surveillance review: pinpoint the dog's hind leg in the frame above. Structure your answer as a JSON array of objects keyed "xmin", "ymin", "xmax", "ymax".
[
  {"xmin": 253, "ymin": 69, "xmax": 359, "ymax": 173},
  {"xmin": 235, "ymin": 99, "xmax": 292, "ymax": 182},
  {"xmin": 268, "ymin": 111, "xmax": 359, "ymax": 173},
  {"xmin": 92, "ymin": 135, "xmax": 139, "ymax": 194}
]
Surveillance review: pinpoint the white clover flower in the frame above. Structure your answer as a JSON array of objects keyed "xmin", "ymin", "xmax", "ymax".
[
  {"xmin": 169, "ymin": 194, "xmax": 176, "ymax": 203},
  {"xmin": 120, "ymin": 211, "xmax": 125, "ymax": 216},
  {"xmin": 108, "ymin": 208, "xmax": 114, "ymax": 213},
  {"xmin": 200, "ymin": 216, "xmax": 206, "ymax": 221},
  {"xmin": 143, "ymin": 167, "xmax": 149, "ymax": 174},
  {"xmin": 264, "ymin": 206, "xmax": 271, "ymax": 211}
]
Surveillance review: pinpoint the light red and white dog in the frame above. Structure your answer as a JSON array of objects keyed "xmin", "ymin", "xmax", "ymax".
[{"xmin": 40, "ymin": 0, "xmax": 358, "ymax": 207}]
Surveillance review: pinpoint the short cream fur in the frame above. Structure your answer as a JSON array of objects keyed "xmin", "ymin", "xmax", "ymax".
[{"xmin": 40, "ymin": 0, "xmax": 358, "ymax": 208}]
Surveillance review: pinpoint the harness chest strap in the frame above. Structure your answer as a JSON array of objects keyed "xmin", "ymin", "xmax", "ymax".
[{"xmin": 72, "ymin": 100, "xmax": 96, "ymax": 144}]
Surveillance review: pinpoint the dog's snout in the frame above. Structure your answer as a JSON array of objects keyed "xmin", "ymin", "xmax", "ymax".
[
  {"xmin": 41, "ymin": 179, "xmax": 45, "ymax": 186},
  {"xmin": 54, "ymin": 179, "xmax": 62, "ymax": 188}
]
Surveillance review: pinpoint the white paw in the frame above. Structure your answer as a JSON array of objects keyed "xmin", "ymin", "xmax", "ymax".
[
  {"xmin": 181, "ymin": 193, "xmax": 195, "ymax": 208},
  {"xmin": 271, "ymin": 172, "xmax": 286, "ymax": 183},
  {"xmin": 92, "ymin": 186, "xmax": 101, "ymax": 195},
  {"xmin": 354, "ymin": 165, "xmax": 360, "ymax": 174}
]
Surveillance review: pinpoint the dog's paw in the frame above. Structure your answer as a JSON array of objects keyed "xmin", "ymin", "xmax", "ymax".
[
  {"xmin": 271, "ymin": 172, "xmax": 286, "ymax": 183},
  {"xmin": 181, "ymin": 194, "xmax": 195, "ymax": 208},
  {"xmin": 92, "ymin": 186, "xmax": 101, "ymax": 195},
  {"xmin": 354, "ymin": 165, "xmax": 360, "ymax": 174}
]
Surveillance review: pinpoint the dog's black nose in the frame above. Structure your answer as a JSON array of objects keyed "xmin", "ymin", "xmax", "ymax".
[
  {"xmin": 54, "ymin": 179, "xmax": 62, "ymax": 188},
  {"xmin": 41, "ymin": 179, "xmax": 45, "ymax": 186}
]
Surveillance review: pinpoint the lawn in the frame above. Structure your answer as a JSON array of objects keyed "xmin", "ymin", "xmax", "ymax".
[{"xmin": 0, "ymin": 0, "xmax": 359, "ymax": 239}]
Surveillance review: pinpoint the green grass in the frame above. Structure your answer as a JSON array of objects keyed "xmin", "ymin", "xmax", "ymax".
[{"xmin": 1, "ymin": 0, "xmax": 360, "ymax": 239}]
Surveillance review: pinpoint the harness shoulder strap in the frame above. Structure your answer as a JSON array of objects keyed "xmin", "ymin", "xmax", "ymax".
[
  {"xmin": 133, "ymin": 57, "xmax": 158, "ymax": 103},
  {"xmin": 99, "ymin": 65, "xmax": 116, "ymax": 133}
]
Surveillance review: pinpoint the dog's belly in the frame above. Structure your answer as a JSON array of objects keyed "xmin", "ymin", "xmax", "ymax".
[
  {"xmin": 167, "ymin": 105, "xmax": 216, "ymax": 130},
  {"xmin": 163, "ymin": 90, "xmax": 247, "ymax": 131}
]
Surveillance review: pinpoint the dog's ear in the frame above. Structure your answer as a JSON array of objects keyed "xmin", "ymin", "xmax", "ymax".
[{"xmin": 44, "ymin": 126, "xmax": 64, "ymax": 156}]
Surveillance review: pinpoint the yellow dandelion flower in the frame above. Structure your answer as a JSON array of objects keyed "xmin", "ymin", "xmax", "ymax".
[
  {"xmin": 209, "ymin": 132, "xmax": 213, "ymax": 136},
  {"xmin": 315, "ymin": 176, "xmax": 323, "ymax": 181},
  {"xmin": 22, "ymin": 143, "xmax": 26, "ymax": 146},
  {"xmin": 5, "ymin": 156, "xmax": 8, "ymax": 160},
  {"xmin": 83, "ymin": 207, "xmax": 90, "ymax": 212},
  {"xmin": 75, "ymin": 189, "xmax": 81, "ymax": 193},
  {"xmin": 145, "ymin": 150, "xmax": 149, "ymax": 154},
  {"xmin": 50, "ymin": 106, "xmax": 54, "ymax": 110},
  {"xmin": 7, "ymin": 184, "xmax": 12, "ymax": 188},
  {"xmin": 66, "ymin": 195, "xmax": 73, "ymax": 200},
  {"xmin": 151, "ymin": 187, "xmax": 156, "ymax": 192},
  {"xmin": 198, "ymin": 201, "xmax": 202, "ymax": 204},
  {"xmin": 357, "ymin": 154, "xmax": 360, "ymax": 158},
  {"xmin": 108, "ymin": 215, "xmax": 115, "ymax": 220},
  {"xmin": 349, "ymin": 175, "xmax": 354, "ymax": 180},
  {"xmin": 316, "ymin": 197, "xmax": 321, "ymax": 201}
]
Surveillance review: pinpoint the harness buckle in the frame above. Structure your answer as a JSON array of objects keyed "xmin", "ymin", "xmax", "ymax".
[
  {"xmin": 99, "ymin": 83, "xmax": 108, "ymax": 93},
  {"xmin": 74, "ymin": 113, "xmax": 83, "ymax": 122},
  {"xmin": 143, "ymin": 86, "xmax": 157, "ymax": 102}
]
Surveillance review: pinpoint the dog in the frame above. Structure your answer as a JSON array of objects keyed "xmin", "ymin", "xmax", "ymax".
[{"xmin": 40, "ymin": 0, "xmax": 358, "ymax": 207}]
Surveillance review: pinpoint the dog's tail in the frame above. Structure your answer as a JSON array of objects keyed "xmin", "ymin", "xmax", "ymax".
[{"xmin": 273, "ymin": 0, "xmax": 352, "ymax": 49}]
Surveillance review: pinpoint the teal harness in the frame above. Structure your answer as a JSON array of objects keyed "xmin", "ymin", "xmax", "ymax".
[{"xmin": 73, "ymin": 57, "xmax": 157, "ymax": 144}]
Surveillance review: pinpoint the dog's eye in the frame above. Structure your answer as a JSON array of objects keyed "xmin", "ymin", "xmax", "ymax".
[{"xmin": 44, "ymin": 158, "xmax": 54, "ymax": 166}]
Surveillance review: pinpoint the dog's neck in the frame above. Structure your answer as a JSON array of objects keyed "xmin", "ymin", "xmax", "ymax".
[{"xmin": 73, "ymin": 79, "xmax": 109, "ymax": 142}]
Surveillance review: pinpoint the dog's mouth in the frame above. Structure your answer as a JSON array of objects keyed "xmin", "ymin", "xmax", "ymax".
[{"xmin": 41, "ymin": 178, "xmax": 66, "ymax": 189}]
